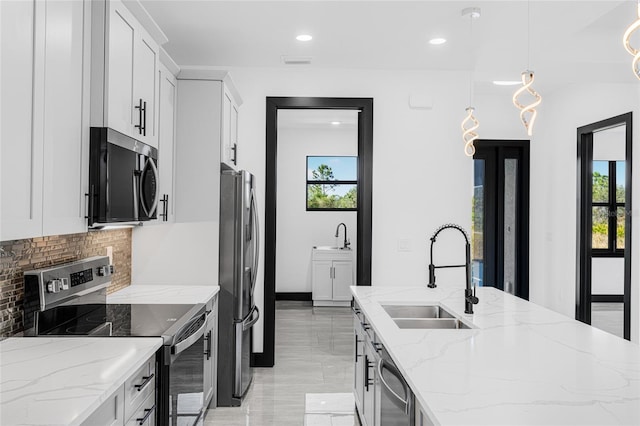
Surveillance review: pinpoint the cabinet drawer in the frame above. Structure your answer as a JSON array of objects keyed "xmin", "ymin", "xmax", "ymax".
[
  {"xmin": 125, "ymin": 391, "xmax": 156, "ymax": 426},
  {"xmin": 124, "ymin": 356, "xmax": 156, "ymax": 420}
]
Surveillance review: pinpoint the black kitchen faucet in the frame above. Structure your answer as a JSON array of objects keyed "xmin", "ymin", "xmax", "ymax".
[{"xmin": 427, "ymin": 224, "xmax": 479, "ymax": 314}]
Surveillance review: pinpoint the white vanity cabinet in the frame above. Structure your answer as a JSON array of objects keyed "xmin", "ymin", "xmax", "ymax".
[
  {"xmin": 81, "ymin": 353, "xmax": 156, "ymax": 426},
  {"xmin": 1, "ymin": 0, "xmax": 90, "ymax": 241},
  {"xmin": 311, "ymin": 248, "xmax": 354, "ymax": 306},
  {"xmin": 91, "ymin": 0, "xmax": 161, "ymax": 148}
]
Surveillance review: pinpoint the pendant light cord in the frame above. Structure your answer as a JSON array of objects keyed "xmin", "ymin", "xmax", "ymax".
[
  {"xmin": 527, "ymin": 0, "xmax": 531, "ymax": 70},
  {"xmin": 469, "ymin": 12, "xmax": 474, "ymax": 105}
]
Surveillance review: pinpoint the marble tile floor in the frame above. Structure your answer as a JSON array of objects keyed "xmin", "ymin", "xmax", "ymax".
[
  {"xmin": 591, "ymin": 302, "xmax": 624, "ymax": 338},
  {"xmin": 204, "ymin": 301, "xmax": 359, "ymax": 426}
]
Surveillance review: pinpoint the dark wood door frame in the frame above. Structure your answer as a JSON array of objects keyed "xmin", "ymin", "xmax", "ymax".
[
  {"xmin": 253, "ymin": 97, "xmax": 374, "ymax": 367},
  {"xmin": 576, "ymin": 112, "xmax": 633, "ymax": 341}
]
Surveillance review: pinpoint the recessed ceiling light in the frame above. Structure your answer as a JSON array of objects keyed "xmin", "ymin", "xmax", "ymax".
[
  {"xmin": 429, "ymin": 38, "xmax": 447, "ymax": 45},
  {"xmin": 296, "ymin": 34, "xmax": 312, "ymax": 42},
  {"xmin": 493, "ymin": 80, "xmax": 521, "ymax": 86},
  {"xmin": 331, "ymin": 121, "xmax": 341, "ymax": 125}
]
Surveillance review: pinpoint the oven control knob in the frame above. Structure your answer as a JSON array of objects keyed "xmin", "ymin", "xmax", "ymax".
[
  {"xmin": 60, "ymin": 278, "xmax": 69, "ymax": 291},
  {"xmin": 97, "ymin": 266, "xmax": 112, "ymax": 277},
  {"xmin": 46, "ymin": 279, "xmax": 62, "ymax": 293}
]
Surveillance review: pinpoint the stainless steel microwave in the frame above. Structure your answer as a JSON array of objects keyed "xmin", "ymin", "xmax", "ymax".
[{"xmin": 88, "ymin": 127, "xmax": 159, "ymax": 228}]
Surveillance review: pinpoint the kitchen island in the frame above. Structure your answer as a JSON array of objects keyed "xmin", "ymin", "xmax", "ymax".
[
  {"xmin": 0, "ymin": 336, "xmax": 162, "ymax": 425},
  {"xmin": 351, "ymin": 285, "xmax": 640, "ymax": 425}
]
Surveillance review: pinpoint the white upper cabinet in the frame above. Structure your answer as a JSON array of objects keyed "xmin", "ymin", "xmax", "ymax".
[
  {"xmin": 221, "ymin": 86, "xmax": 240, "ymax": 168},
  {"xmin": 174, "ymin": 69, "xmax": 243, "ymax": 223},
  {"xmin": 42, "ymin": 0, "xmax": 91, "ymax": 237},
  {"xmin": 1, "ymin": 0, "xmax": 42, "ymax": 240},
  {"xmin": 92, "ymin": 0, "xmax": 160, "ymax": 148},
  {"xmin": 155, "ymin": 61, "xmax": 178, "ymax": 223},
  {"xmin": 1, "ymin": 0, "xmax": 90, "ymax": 241}
]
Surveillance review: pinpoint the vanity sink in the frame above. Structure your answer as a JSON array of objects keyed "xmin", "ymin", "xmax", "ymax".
[
  {"xmin": 382, "ymin": 304, "xmax": 455, "ymax": 319},
  {"xmin": 393, "ymin": 318, "xmax": 472, "ymax": 329}
]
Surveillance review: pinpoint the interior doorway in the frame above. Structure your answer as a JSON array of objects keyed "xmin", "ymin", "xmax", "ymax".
[
  {"xmin": 576, "ymin": 112, "xmax": 633, "ymax": 340},
  {"xmin": 254, "ymin": 97, "xmax": 373, "ymax": 367},
  {"xmin": 472, "ymin": 140, "xmax": 530, "ymax": 299}
]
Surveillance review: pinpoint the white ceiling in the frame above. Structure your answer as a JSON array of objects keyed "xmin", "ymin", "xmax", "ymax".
[
  {"xmin": 278, "ymin": 109, "xmax": 359, "ymax": 129},
  {"xmin": 140, "ymin": 0, "xmax": 640, "ymax": 90}
]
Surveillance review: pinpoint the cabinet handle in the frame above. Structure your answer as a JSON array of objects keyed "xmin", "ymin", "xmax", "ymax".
[
  {"xmin": 354, "ymin": 335, "xmax": 362, "ymax": 362},
  {"xmin": 160, "ymin": 194, "xmax": 169, "ymax": 221},
  {"xmin": 142, "ymin": 100, "xmax": 147, "ymax": 136},
  {"xmin": 136, "ymin": 404, "xmax": 156, "ymax": 425},
  {"xmin": 364, "ymin": 354, "xmax": 369, "ymax": 391},
  {"xmin": 204, "ymin": 329, "xmax": 212, "ymax": 360},
  {"xmin": 134, "ymin": 373, "xmax": 155, "ymax": 392},
  {"xmin": 135, "ymin": 99, "xmax": 146, "ymax": 136},
  {"xmin": 84, "ymin": 192, "xmax": 89, "ymax": 220},
  {"xmin": 231, "ymin": 143, "xmax": 237, "ymax": 165}
]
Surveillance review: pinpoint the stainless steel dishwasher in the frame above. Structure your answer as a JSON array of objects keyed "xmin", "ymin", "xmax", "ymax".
[{"xmin": 376, "ymin": 344, "xmax": 415, "ymax": 426}]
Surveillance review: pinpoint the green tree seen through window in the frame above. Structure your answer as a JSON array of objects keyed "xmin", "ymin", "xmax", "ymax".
[{"xmin": 307, "ymin": 162, "xmax": 357, "ymax": 210}]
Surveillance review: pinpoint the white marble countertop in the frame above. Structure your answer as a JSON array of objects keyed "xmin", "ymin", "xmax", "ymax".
[
  {"xmin": 107, "ymin": 284, "xmax": 219, "ymax": 305},
  {"xmin": 351, "ymin": 285, "xmax": 640, "ymax": 425},
  {"xmin": 0, "ymin": 336, "xmax": 162, "ymax": 426}
]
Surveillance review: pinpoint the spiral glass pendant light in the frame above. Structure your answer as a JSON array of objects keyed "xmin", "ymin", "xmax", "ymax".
[
  {"xmin": 513, "ymin": 0, "xmax": 542, "ymax": 136},
  {"xmin": 461, "ymin": 107, "xmax": 479, "ymax": 157},
  {"xmin": 623, "ymin": 0, "xmax": 640, "ymax": 80},
  {"xmin": 461, "ymin": 7, "xmax": 481, "ymax": 157},
  {"xmin": 512, "ymin": 71, "xmax": 542, "ymax": 136}
]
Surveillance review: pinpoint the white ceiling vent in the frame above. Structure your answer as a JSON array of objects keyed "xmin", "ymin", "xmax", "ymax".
[{"xmin": 281, "ymin": 55, "xmax": 313, "ymax": 65}]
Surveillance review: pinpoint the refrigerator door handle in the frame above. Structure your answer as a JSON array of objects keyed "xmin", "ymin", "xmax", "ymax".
[
  {"xmin": 242, "ymin": 305, "xmax": 260, "ymax": 331},
  {"xmin": 250, "ymin": 188, "xmax": 260, "ymax": 296}
]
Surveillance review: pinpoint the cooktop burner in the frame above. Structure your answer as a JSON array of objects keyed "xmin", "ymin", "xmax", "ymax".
[{"xmin": 37, "ymin": 303, "xmax": 199, "ymax": 339}]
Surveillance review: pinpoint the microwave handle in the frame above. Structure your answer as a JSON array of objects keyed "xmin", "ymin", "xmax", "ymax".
[
  {"xmin": 140, "ymin": 158, "xmax": 160, "ymax": 217},
  {"xmin": 132, "ymin": 173, "xmax": 139, "ymax": 220}
]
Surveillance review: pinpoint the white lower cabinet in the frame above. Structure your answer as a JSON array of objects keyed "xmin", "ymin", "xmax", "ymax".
[
  {"xmin": 82, "ymin": 385, "xmax": 125, "ymax": 426},
  {"xmin": 311, "ymin": 249, "xmax": 354, "ymax": 306},
  {"xmin": 125, "ymin": 392, "xmax": 156, "ymax": 426},
  {"xmin": 203, "ymin": 294, "xmax": 219, "ymax": 410},
  {"xmin": 353, "ymin": 301, "xmax": 377, "ymax": 426},
  {"xmin": 82, "ymin": 353, "xmax": 156, "ymax": 426}
]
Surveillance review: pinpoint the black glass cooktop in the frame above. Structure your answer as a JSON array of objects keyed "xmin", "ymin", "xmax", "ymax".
[{"xmin": 36, "ymin": 303, "xmax": 200, "ymax": 339}]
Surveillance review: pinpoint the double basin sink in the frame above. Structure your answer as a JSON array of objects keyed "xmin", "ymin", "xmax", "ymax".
[{"xmin": 382, "ymin": 304, "xmax": 472, "ymax": 329}]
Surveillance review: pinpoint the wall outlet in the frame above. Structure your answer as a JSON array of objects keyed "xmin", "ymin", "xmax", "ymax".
[
  {"xmin": 398, "ymin": 239, "xmax": 412, "ymax": 252},
  {"xmin": 106, "ymin": 246, "xmax": 113, "ymax": 264}
]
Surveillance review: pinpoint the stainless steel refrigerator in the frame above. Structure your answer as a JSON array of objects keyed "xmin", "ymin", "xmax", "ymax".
[{"xmin": 217, "ymin": 168, "xmax": 260, "ymax": 406}]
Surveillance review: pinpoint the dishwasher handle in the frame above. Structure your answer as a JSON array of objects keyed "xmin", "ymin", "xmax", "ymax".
[{"xmin": 377, "ymin": 358, "xmax": 412, "ymax": 415}]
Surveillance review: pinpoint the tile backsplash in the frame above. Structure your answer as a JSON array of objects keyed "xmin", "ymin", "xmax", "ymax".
[{"xmin": 0, "ymin": 229, "xmax": 132, "ymax": 338}]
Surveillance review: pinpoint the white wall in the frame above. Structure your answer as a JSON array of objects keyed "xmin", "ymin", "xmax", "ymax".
[
  {"xmin": 526, "ymin": 83, "xmax": 640, "ymax": 342},
  {"xmin": 228, "ymin": 67, "xmax": 478, "ymax": 352},
  {"xmin": 275, "ymin": 125, "xmax": 357, "ymax": 293}
]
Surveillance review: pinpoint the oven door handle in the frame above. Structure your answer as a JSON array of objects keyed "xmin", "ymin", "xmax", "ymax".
[
  {"xmin": 171, "ymin": 313, "xmax": 207, "ymax": 356},
  {"xmin": 377, "ymin": 358, "xmax": 412, "ymax": 415},
  {"xmin": 242, "ymin": 305, "xmax": 260, "ymax": 331}
]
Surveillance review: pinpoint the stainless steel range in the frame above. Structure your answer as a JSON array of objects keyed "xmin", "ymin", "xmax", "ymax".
[{"xmin": 23, "ymin": 256, "xmax": 208, "ymax": 426}]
